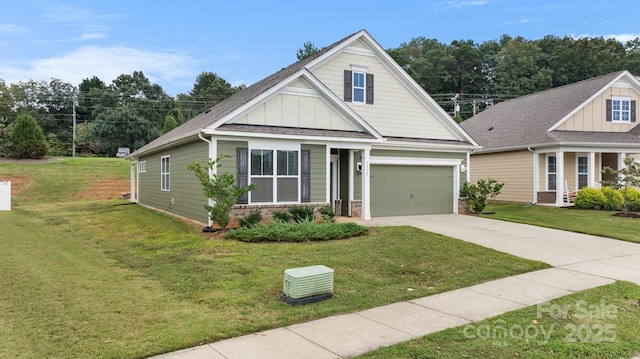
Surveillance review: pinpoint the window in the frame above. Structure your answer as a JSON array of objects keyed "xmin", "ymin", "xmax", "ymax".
[
  {"xmin": 138, "ymin": 161, "xmax": 146, "ymax": 173},
  {"xmin": 353, "ymin": 72, "xmax": 365, "ymax": 103},
  {"xmin": 248, "ymin": 148, "xmax": 300, "ymax": 203},
  {"xmin": 161, "ymin": 156, "xmax": 170, "ymax": 191},
  {"xmin": 547, "ymin": 155, "xmax": 557, "ymax": 191},
  {"xmin": 607, "ymin": 97, "xmax": 636, "ymax": 123},
  {"xmin": 343, "ymin": 69, "xmax": 374, "ymax": 104},
  {"xmin": 577, "ymin": 155, "xmax": 588, "ymax": 189}
]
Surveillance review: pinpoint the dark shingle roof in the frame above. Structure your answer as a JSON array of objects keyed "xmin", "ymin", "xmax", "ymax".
[
  {"xmin": 131, "ymin": 31, "xmax": 361, "ymax": 156},
  {"xmin": 460, "ymin": 71, "xmax": 638, "ymax": 152}
]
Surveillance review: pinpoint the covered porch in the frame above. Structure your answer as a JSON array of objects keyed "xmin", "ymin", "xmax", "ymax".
[{"xmin": 533, "ymin": 148, "xmax": 632, "ymax": 206}]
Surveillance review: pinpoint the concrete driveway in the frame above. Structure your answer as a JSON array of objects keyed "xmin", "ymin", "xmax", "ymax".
[{"xmin": 152, "ymin": 214, "xmax": 640, "ymax": 359}]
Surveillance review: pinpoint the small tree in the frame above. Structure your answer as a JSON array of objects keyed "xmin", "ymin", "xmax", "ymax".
[
  {"xmin": 187, "ymin": 156, "xmax": 254, "ymax": 229},
  {"xmin": 461, "ymin": 178, "xmax": 504, "ymax": 214},
  {"xmin": 602, "ymin": 157, "xmax": 640, "ymax": 211},
  {"xmin": 162, "ymin": 113, "xmax": 177, "ymax": 134},
  {"xmin": 10, "ymin": 113, "xmax": 48, "ymax": 159}
]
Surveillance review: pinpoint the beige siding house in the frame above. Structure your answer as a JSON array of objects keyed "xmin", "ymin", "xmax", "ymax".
[
  {"xmin": 461, "ymin": 71, "xmax": 640, "ymax": 206},
  {"xmin": 129, "ymin": 30, "xmax": 479, "ymax": 226}
]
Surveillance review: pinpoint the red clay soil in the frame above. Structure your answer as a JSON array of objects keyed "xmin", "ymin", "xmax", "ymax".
[
  {"xmin": 77, "ymin": 179, "xmax": 130, "ymax": 200},
  {"xmin": 1, "ymin": 176, "xmax": 29, "ymax": 196}
]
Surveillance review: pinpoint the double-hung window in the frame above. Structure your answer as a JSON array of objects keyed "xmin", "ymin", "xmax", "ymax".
[
  {"xmin": 344, "ymin": 68, "xmax": 374, "ymax": 104},
  {"xmin": 612, "ymin": 97, "xmax": 630, "ymax": 123},
  {"xmin": 607, "ymin": 97, "xmax": 636, "ymax": 123},
  {"xmin": 250, "ymin": 148, "xmax": 299, "ymax": 203},
  {"xmin": 577, "ymin": 155, "xmax": 588, "ymax": 189},
  {"xmin": 547, "ymin": 155, "xmax": 557, "ymax": 191},
  {"xmin": 161, "ymin": 156, "xmax": 170, "ymax": 191},
  {"xmin": 138, "ymin": 160, "xmax": 146, "ymax": 173},
  {"xmin": 353, "ymin": 72, "xmax": 365, "ymax": 103}
]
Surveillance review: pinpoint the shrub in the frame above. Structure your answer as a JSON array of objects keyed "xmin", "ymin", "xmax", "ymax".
[
  {"xmin": 239, "ymin": 210, "xmax": 262, "ymax": 228},
  {"xmin": 601, "ymin": 187, "xmax": 623, "ymax": 210},
  {"xmin": 10, "ymin": 113, "xmax": 48, "ymax": 159},
  {"xmin": 317, "ymin": 205, "xmax": 336, "ymax": 223},
  {"xmin": 288, "ymin": 205, "xmax": 315, "ymax": 223},
  {"xmin": 462, "ymin": 178, "xmax": 504, "ymax": 214},
  {"xmin": 625, "ymin": 202, "xmax": 640, "ymax": 212},
  {"xmin": 574, "ymin": 187, "xmax": 607, "ymax": 209},
  {"xmin": 620, "ymin": 187, "xmax": 640, "ymax": 204},
  {"xmin": 272, "ymin": 210, "xmax": 292, "ymax": 223},
  {"xmin": 225, "ymin": 221, "xmax": 369, "ymax": 242}
]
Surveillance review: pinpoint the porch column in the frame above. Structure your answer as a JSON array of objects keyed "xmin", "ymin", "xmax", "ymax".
[
  {"xmin": 588, "ymin": 152, "xmax": 597, "ymax": 188},
  {"xmin": 348, "ymin": 150, "xmax": 355, "ymax": 216},
  {"xmin": 325, "ymin": 146, "xmax": 332, "ymax": 204},
  {"xmin": 555, "ymin": 151, "xmax": 565, "ymax": 206},
  {"xmin": 619, "ymin": 152, "xmax": 626, "ymax": 170},
  {"xmin": 361, "ymin": 149, "xmax": 371, "ymax": 220},
  {"xmin": 532, "ymin": 151, "xmax": 539, "ymax": 204}
]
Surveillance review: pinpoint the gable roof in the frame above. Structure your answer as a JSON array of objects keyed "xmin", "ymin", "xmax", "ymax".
[
  {"xmin": 132, "ymin": 30, "xmax": 476, "ymax": 157},
  {"xmin": 460, "ymin": 70, "xmax": 640, "ymax": 153}
]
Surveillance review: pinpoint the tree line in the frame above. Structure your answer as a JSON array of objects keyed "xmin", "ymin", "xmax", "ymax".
[{"xmin": 1, "ymin": 34, "xmax": 639, "ymax": 158}]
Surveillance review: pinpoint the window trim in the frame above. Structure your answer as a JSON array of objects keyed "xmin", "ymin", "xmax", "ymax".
[
  {"xmin": 352, "ymin": 71, "xmax": 366, "ymax": 104},
  {"xmin": 161, "ymin": 155, "xmax": 170, "ymax": 191},
  {"xmin": 576, "ymin": 154, "xmax": 588, "ymax": 190},
  {"xmin": 546, "ymin": 155, "xmax": 557, "ymax": 191},
  {"xmin": 611, "ymin": 96, "xmax": 631, "ymax": 123},
  {"xmin": 138, "ymin": 160, "xmax": 146, "ymax": 173},
  {"xmin": 248, "ymin": 142, "xmax": 301, "ymax": 204}
]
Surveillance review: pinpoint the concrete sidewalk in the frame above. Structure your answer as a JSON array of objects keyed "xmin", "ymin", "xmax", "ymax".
[{"xmin": 151, "ymin": 214, "xmax": 640, "ymax": 359}]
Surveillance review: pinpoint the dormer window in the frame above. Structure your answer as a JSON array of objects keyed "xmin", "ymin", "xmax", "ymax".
[
  {"xmin": 344, "ymin": 68, "xmax": 374, "ymax": 104},
  {"xmin": 606, "ymin": 97, "xmax": 636, "ymax": 123}
]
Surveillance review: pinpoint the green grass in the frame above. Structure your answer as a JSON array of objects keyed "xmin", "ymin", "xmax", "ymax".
[
  {"xmin": 358, "ymin": 281, "xmax": 640, "ymax": 359},
  {"xmin": 484, "ymin": 202, "xmax": 640, "ymax": 244},
  {"xmin": 0, "ymin": 158, "xmax": 549, "ymax": 358}
]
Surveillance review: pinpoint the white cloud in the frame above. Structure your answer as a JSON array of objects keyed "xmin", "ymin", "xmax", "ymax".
[
  {"xmin": 432, "ymin": 0, "xmax": 490, "ymax": 11},
  {"xmin": 0, "ymin": 24, "xmax": 29, "ymax": 34},
  {"xmin": 79, "ymin": 33, "xmax": 107, "ymax": 40},
  {"xmin": 0, "ymin": 46, "xmax": 198, "ymax": 95},
  {"xmin": 572, "ymin": 33, "xmax": 640, "ymax": 43}
]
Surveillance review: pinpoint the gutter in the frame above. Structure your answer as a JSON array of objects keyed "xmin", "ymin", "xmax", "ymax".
[{"xmin": 197, "ymin": 129, "xmax": 213, "ymax": 228}]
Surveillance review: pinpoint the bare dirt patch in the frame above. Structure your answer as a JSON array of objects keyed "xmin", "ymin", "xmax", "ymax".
[
  {"xmin": 0, "ymin": 176, "xmax": 30, "ymax": 196},
  {"xmin": 77, "ymin": 179, "xmax": 130, "ymax": 200}
]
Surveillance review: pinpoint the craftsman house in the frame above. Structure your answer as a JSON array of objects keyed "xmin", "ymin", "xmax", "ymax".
[
  {"xmin": 128, "ymin": 30, "xmax": 479, "ymax": 225},
  {"xmin": 461, "ymin": 70, "xmax": 640, "ymax": 206}
]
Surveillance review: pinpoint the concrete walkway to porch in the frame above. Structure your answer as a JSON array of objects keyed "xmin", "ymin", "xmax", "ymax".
[{"xmin": 151, "ymin": 214, "xmax": 640, "ymax": 359}]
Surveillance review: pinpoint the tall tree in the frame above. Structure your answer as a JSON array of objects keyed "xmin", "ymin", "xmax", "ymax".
[
  {"xmin": 90, "ymin": 107, "xmax": 159, "ymax": 155},
  {"xmin": 177, "ymin": 71, "xmax": 244, "ymax": 120},
  {"xmin": 495, "ymin": 36, "xmax": 552, "ymax": 96}
]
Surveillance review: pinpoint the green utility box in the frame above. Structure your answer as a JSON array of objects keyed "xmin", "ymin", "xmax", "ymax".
[{"xmin": 280, "ymin": 265, "xmax": 333, "ymax": 305}]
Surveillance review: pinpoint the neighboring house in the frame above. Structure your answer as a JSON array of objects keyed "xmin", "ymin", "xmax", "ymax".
[
  {"xmin": 461, "ymin": 70, "xmax": 640, "ymax": 206},
  {"xmin": 128, "ymin": 30, "xmax": 478, "ymax": 225}
]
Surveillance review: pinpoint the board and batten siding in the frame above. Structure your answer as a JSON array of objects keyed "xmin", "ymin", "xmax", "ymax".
[
  {"xmin": 231, "ymin": 83, "xmax": 356, "ymax": 132},
  {"xmin": 555, "ymin": 86, "xmax": 639, "ymax": 132},
  {"xmin": 302, "ymin": 144, "xmax": 327, "ymax": 203},
  {"xmin": 470, "ymin": 150, "xmax": 533, "ymax": 203},
  {"xmin": 138, "ymin": 139, "xmax": 209, "ymax": 223},
  {"xmin": 311, "ymin": 49, "xmax": 458, "ymax": 141}
]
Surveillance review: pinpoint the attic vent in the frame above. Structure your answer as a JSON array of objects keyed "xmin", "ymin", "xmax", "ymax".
[{"xmin": 280, "ymin": 265, "xmax": 334, "ymax": 306}]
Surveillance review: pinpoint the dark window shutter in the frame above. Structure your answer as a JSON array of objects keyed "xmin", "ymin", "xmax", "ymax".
[
  {"xmin": 606, "ymin": 99, "xmax": 612, "ymax": 121},
  {"xmin": 631, "ymin": 100, "xmax": 636, "ymax": 122},
  {"xmin": 366, "ymin": 73, "xmax": 374, "ymax": 104},
  {"xmin": 301, "ymin": 149, "xmax": 310, "ymax": 203},
  {"xmin": 237, "ymin": 147, "xmax": 248, "ymax": 204},
  {"xmin": 344, "ymin": 70, "xmax": 352, "ymax": 102}
]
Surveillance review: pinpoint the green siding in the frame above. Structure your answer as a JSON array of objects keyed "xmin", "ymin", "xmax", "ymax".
[
  {"xmin": 217, "ymin": 140, "xmax": 247, "ymax": 176},
  {"xmin": 302, "ymin": 144, "xmax": 327, "ymax": 202},
  {"xmin": 371, "ymin": 165, "xmax": 454, "ymax": 216},
  {"xmin": 138, "ymin": 139, "xmax": 209, "ymax": 223}
]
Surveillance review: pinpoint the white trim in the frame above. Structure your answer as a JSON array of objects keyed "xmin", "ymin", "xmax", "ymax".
[
  {"xmin": 362, "ymin": 149, "xmax": 371, "ymax": 220},
  {"xmin": 611, "ymin": 96, "xmax": 632, "ymax": 123},
  {"xmin": 207, "ymin": 130, "xmax": 382, "ymax": 144},
  {"xmin": 588, "ymin": 152, "xmax": 597, "ymax": 188},
  {"xmin": 555, "ymin": 151, "xmax": 565, "ymax": 206},
  {"xmin": 575, "ymin": 153, "xmax": 588, "ymax": 190},
  {"xmin": 532, "ymin": 151, "xmax": 539, "ymax": 204},
  {"xmin": 369, "ymin": 156, "xmax": 463, "ymax": 166},
  {"xmin": 160, "ymin": 155, "xmax": 170, "ymax": 192},
  {"xmin": 348, "ymin": 150, "xmax": 355, "ymax": 216},
  {"xmin": 545, "ymin": 154, "xmax": 557, "ymax": 192}
]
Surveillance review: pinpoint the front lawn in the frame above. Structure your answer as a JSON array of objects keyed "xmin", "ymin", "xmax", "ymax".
[
  {"xmin": 0, "ymin": 158, "xmax": 549, "ymax": 358},
  {"xmin": 485, "ymin": 202, "xmax": 640, "ymax": 244}
]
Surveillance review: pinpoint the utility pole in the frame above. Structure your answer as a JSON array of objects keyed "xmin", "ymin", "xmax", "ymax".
[{"xmin": 72, "ymin": 88, "xmax": 77, "ymax": 157}]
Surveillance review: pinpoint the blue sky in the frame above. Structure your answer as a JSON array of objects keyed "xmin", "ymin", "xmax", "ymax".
[{"xmin": 2, "ymin": 0, "xmax": 640, "ymax": 96}]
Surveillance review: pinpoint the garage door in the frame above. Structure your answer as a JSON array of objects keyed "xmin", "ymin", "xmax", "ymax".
[{"xmin": 370, "ymin": 165, "xmax": 453, "ymax": 217}]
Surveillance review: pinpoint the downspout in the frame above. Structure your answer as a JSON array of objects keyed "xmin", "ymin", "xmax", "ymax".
[
  {"xmin": 528, "ymin": 146, "xmax": 537, "ymax": 204},
  {"xmin": 198, "ymin": 130, "xmax": 214, "ymax": 228}
]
